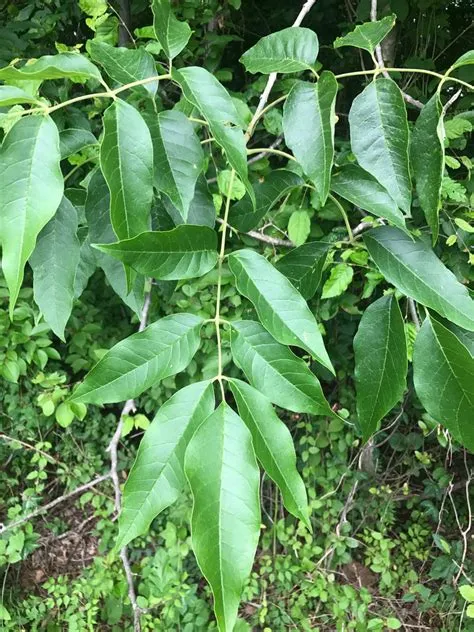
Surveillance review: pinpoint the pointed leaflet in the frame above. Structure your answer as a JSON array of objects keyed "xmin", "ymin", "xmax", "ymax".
[
  {"xmin": 163, "ymin": 175, "xmax": 216, "ymax": 228},
  {"xmin": 275, "ymin": 241, "xmax": 330, "ymax": 300},
  {"xmin": 144, "ymin": 110, "xmax": 205, "ymax": 219},
  {"xmin": 230, "ymin": 320, "xmax": 333, "ymax": 416},
  {"xmin": 69, "ymin": 314, "xmax": 203, "ymax": 404},
  {"xmin": 228, "ymin": 249, "xmax": 334, "ymax": 372},
  {"xmin": 330, "ymin": 164, "xmax": 406, "ymax": 230},
  {"xmin": 173, "ymin": 67, "xmax": 254, "ymax": 205},
  {"xmin": 95, "ymin": 226, "xmax": 218, "ymax": 280},
  {"xmin": 240, "ymin": 27, "xmax": 318, "ymax": 74},
  {"xmin": 30, "ymin": 197, "xmax": 81, "ymax": 340},
  {"xmin": 334, "ymin": 15, "xmax": 396, "ymax": 55},
  {"xmin": 411, "ymin": 94, "xmax": 444, "ymax": 243},
  {"xmin": 450, "ymin": 51, "xmax": 474, "ymax": 71},
  {"xmin": 349, "ymin": 78, "xmax": 411, "ymax": 213},
  {"xmin": 283, "ymin": 73, "xmax": 338, "ymax": 205},
  {"xmin": 228, "ymin": 170, "xmax": 303, "ymax": 232},
  {"xmin": 88, "ymin": 40, "xmax": 158, "ymax": 95},
  {"xmin": 117, "ymin": 381, "xmax": 214, "ymax": 549},
  {"xmin": 185, "ymin": 403, "xmax": 260, "ymax": 632},
  {"xmin": 0, "ymin": 86, "xmax": 41, "ymax": 106},
  {"xmin": 0, "ymin": 53, "xmax": 102, "ymax": 82},
  {"xmin": 100, "ymin": 99, "xmax": 153, "ymax": 241},
  {"xmin": 354, "ymin": 295, "xmax": 407, "ymax": 441},
  {"xmin": 85, "ymin": 170, "xmax": 145, "ymax": 315},
  {"xmin": 152, "ymin": 0, "xmax": 191, "ymax": 59},
  {"xmin": 413, "ymin": 317, "xmax": 474, "ymax": 451},
  {"xmin": 364, "ymin": 227, "xmax": 474, "ymax": 331},
  {"xmin": 229, "ymin": 379, "xmax": 310, "ymax": 527},
  {"xmin": 0, "ymin": 115, "xmax": 63, "ymax": 314}
]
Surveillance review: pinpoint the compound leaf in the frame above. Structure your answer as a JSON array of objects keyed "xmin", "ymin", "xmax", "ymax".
[{"xmin": 240, "ymin": 27, "xmax": 318, "ymax": 74}]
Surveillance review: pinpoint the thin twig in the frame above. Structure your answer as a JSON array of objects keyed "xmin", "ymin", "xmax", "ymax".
[
  {"xmin": 0, "ymin": 432, "xmax": 60, "ymax": 465},
  {"xmin": 217, "ymin": 217, "xmax": 294, "ymax": 247},
  {"xmin": 247, "ymin": 136, "xmax": 284, "ymax": 164},
  {"xmin": 408, "ymin": 298, "xmax": 421, "ymax": 331}
]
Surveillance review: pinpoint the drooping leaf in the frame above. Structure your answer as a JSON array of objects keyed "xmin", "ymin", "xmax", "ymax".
[
  {"xmin": 59, "ymin": 127, "xmax": 97, "ymax": 160},
  {"xmin": 0, "ymin": 85, "xmax": 41, "ymax": 106},
  {"xmin": 230, "ymin": 320, "xmax": 333, "ymax": 416},
  {"xmin": 354, "ymin": 295, "xmax": 407, "ymax": 440},
  {"xmin": 69, "ymin": 313, "xmax": 203, "ymax": 404},
  {"xmin": 95, "ymin": 225, "xmax": 218, "ymax": 280},
  {"xmin": 100, "ymin": 99, "xmax": 153, "ymax": 243},
  {"xmin": 283, "ymin": 73, "xmax": 338, "ymax": 204},
  {"xmin": 163, "ymin": 175, "xmax": 216, "ymax": 228},
  {"xmin": 321, "ymin": 263, "xmax": 353, "ymax": 299},
  {"xmin": 30, "ymin": 197, "xmax": 81, "ymax": 340},
  {"xmin": 0, "ymin": 115, "xmax": 63, "ymax": 314},
  {"xmin": 117, "ymin": 381, "xmax": 214, "ymax": 549},
  {"xmin": 413, "ymin": 316, "xmax": 474, "ymax": 450},
  {"xmin": 228, "ymin": 249, "xmax": 334, "ymax": 372},
  {"xmin": 184, "ymin": 402, "xmax": 260, "ymax": 632},
  {"xmin": 229, "ymin": 378, "xmax": 310, "ymax": 527},
  {"xmin": 173, "ymin": 67, "xmax": 254, "ymax": 205},
  {"xmin": 240, "ymin": 27, "xmax": 318, "ymax": 74},
  {"xmin": 349, "ymin": 78, "xmax": 411, "ymax": 213},
  {"xmin": 88, "ymin": 40, "xmax": 158, "ymax": 95},
  {"xmin": 85, "ymin": 170, "xmax": 145, "ymax": 315},
  {"xmin": 144, "ymin": 110, "xmax": 205, "ymax": 219},
  {"xmin": 0, "ymin": 53, "xmax": 102, "ymax": 82},
  {"xmin": 450, "ymin": 50, "xmax": 474, "ymax": 71},
  {"xmin": 334, "ymin": 15, "xmax": 396, "ymax": 55},
  {"xmin": 152, "ymin": 0, "xmax": 192, "ymax": 59},
  {"xmin": 275, "ymin": 241, "xmax": 330, "ymax": 299},
  {"xmin": 411, "ymin": 94, "xmax": 444, "ymax": 243},
  {"xmin": 330, "ymin": 164, "xmax": 406, "ymax": 230},
  {"xmin": 228, "ymin": 169, "xmax": 303, "ymax": 232},
  {"xmin": 364, "ymin": 227, "xmax": 474, "ymax": 331}
]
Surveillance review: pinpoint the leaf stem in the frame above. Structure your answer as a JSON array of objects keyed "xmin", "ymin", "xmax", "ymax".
[
  {"xmin": 247, "ymin": 147, "xmax": 295, "ymax": 161},
  {"xmin": 329, "ymin": 193, "xmax": 353, "ymax": 242},
  {"xmin": 335, "ymin": 67, "xmax": 473, "ymax": 91},
  {"xmin": 214, "ymin": 168, "xmax": 235, "ymax": 401}
]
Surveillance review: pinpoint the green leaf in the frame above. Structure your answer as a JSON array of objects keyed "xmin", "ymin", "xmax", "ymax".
[
  {"xmin": 85, "ymin": 170, "xmax": 145, "ymax": 315},
  {"xmin": 163, "ymin": 175, "xmax": 216, "ymax": 228},
  {"xmin": 229, "ymin": 378, "xmax": 310, "ymax": 527},
  {"xmin": 55, "ymin": 402, "xmax": 75, "ymax": 428},
  {"xmin": 275, "ymin": 241, "xmax": 330, "ymax": 299},
  {"xmin": 450, "ymin": 50, "xmax": 474, "ymax": 71},
  {"xmin": 59, "ymin": 127, "xmax": 97, "ymax": 160},
  {"xmin": 73, "ymin": 234, "xmax": 97, "ymax": 298},
  {"xmin": 411, "ymin": 94, "xmax": 444, "ymax": 243},
  {"xmin": 30, "ymin": 197, "xmax": 81, "ymax": 340},
  {"xmin": 94, "ymin": 226, "xmax": 218, "ymax": 280},
  {"xmin": 173, "ymin": 67, "xmax": 254, "ymax": 205},
  {"xmin": 349, "ymin": 78, "xmax": 411, "ymax": 213},
  {"xmin": 240, "ymin": 27, "xmax": 318, "ymax": 74},
  {"xmin": 152, "ymin": 0, "xmax": 192, "ymax": 59},
  {"xmin": 459, "ymin": 585, "xmax": 474, "ymax": 603},
  {"xmin": 364, "ymin": 227, "xmax": 474, "ymax": 331},
  {"xmin": 413, "ymin": 316, "xmax": 474, "ymax": 450},
  {"xmin": 330, "ymin": 164, "xmax": 406, "ymax": 230},
  {"xmin": 334, "ymin": 15, "xmax": 396, "ymax": 55},
  {"xmin": 69, "ymin": 313, "xmax": 203, "ymax": 404},
  {"xmin": 466, "ymin": 604, "xmax": 474, "ymax": 619},
  {"xmin": 117, "ymin": 381, "xmax": 214, "ymax": 549},
  {"xmin": 0, "ymin": 53, "xmax": 102, "ymax": 82},
  {"xmin": 287, "ymin": 211, "xmax": 311, "ymax": 246},
  {"xmin": 217, "ymin": 169, "xmax": 246, "ymax": 201},
  {"xmin": 230, "ymin": 320, "xmax": 333, "ymax": 416},
  {"xmin": 88, "ymin": 40, "xmax": 158, "ymax": 95},
  {"xmin": 228, "ymin": 169, "xmax": 303, "ymax": 232},
  {"xmin": 0, "ymin": 115, "xmax": 63, "ymax": 315},
  {"xmin": 184, "ymin": 402, "xmax": 260, "ymax": 632},
  {"xmin": 229, "ymin": 249, "xmax": 334, "ymax": 372},
  {"xmin": 0, "ymin": 85, "xmax": 41, "ymax": 106},
  {"xmin": 354, "ymin": 295, "xmax": 407, "ymax": 441},
  {"xmin": 283, "ymin": 73, "xmax": 338, "ymax": 205},
  {"xmin": 321, "ymin": 263, "xmax": 353, "ymax": 299},
  {"xmin": 455, "ymin": 218, "xmax": 474, "ymax": 234},
  {"xmin": 100, "ymin": 99, "xmax": 153, "ymax": 243},
  {"xmin": 144, "ymin": 110, "xmax": 204, "ymax": 219}
]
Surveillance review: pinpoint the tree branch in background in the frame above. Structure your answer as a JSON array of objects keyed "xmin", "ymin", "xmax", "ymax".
[{"xmin": 116, "ymin": 0, "xmax": 133, "ymax": 46}]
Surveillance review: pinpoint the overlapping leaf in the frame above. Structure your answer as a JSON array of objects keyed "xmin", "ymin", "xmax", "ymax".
[
  {"xmin": 364, "ymin": 227, "xmax": 474, "ymax": 331},
  {"xmin": 275, "ymin": 241, "xmax": 330, "ymax": 299},
  {"xmin": 152, "ymin": 0, "xmax": 192, "ymax": 59},
  {"xmin": 185, "ymin": 403, "xmax": 260, "ymax": 632},
  {"xmin": 163, "ymin": 175, "xmax": 216, "ymax": 228},
  {"xmin": 0, "ymin": 115, "xmax": 63, "ymax": 314},
  {"xmin": 0, "ymin": 53, "xmax": 102, "ymax": 82},
  {"xmin": 117, "ymin": 381, "xmax": 214, "ymax": 549},
  {"xmin": 0, "ymin": 85, "xmax": 41, "ymax": 106},
  {"xmin": 228, "ymin": 249, "xmax": 334, "ymax": 372},
  {"xmin": 334, "ymin": 15, "xmax": 396, "ymax": 55},
  {"xmin": 283, "ymin": 73, "xmax": 338, "ymax": 205},
  {"xmin": 69, "ymin": 313, "xmax": 203, "ymax": 404},
  {"xmin": 230, "ymin": 320, "xmax": 333, "ymax": 415},
  {"xmin": 229, "ymin": 378, "xmax": 310, "ymax": 527}
]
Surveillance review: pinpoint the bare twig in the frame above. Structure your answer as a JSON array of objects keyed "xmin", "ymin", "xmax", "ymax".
[
  {"xmin": 246, "ymin": 0, "xmax": 318, "ymax": 137},
  {"xmin": 408, "ymin": 298, "xmax": 421, "ymax": 331},
  {"xmin": 370, "ymin": 0, "xmax": 423, "ymax": 110},
  {"xmin": 0, "ymin": 432, "xmax": 60, "ymax": 465},
  {"xmin": 247, "ymin": 135, "xmax": 284, "ymax": 165},
  {"xmin": 217, "ymin": 216, "xmax": 294, "ymax": 247},
  {"xmin": 450, "ymin": 450, "xmax": 473, "ymax": 585}
]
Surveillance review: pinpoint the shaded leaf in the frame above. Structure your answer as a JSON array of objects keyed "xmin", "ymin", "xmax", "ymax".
[
  {"xmin": 334, "ymin": 15, "xmax": 396, "ymax": 55},
  {"xmin": 450, "ymin": 50, "xmax": 474, "ymax": 71},
  {"xmin": 275, "ymin": 241, "xmax": 330, "ymax": 299},
  {"xmin": 240, "ymin": 27, "xmax": 318, "ymax": 74},
  {"xmin": 163, "ymin": 175, "xmax": 216, "ymax": 228},
  {"xmin": 152, "ymin": 0, "xmax": 192, "ymax": 59},
  {"xmin": 185, "ymin": 402, "xmax": 260, "ymax": 632},
  {"xmin": 59, "ymin": 127, "xmax": 97, "ymax": 160}
]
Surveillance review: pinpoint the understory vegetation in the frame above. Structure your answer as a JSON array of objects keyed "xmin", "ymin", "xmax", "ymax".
[{"xmin": 0, "ymin": 0, "xmax": 473, "ymax": 630}]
